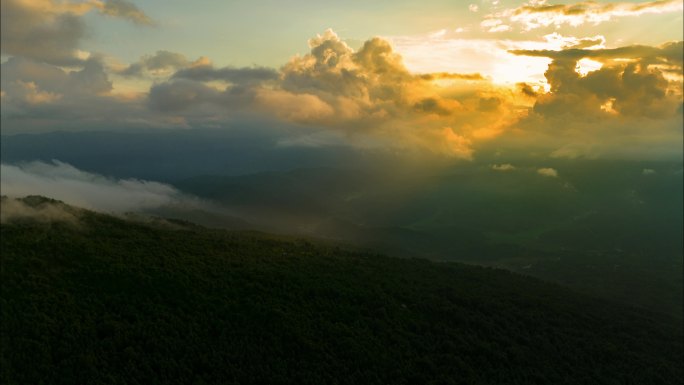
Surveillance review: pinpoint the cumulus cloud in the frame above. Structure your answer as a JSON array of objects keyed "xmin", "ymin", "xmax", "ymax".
[
  {"xmin": 1, "ymin": 0, "xmax": 87, "ymax": 65},
  {"xmin": 537, "ymin": 167, "xmax": 559, "ymax": 177},
  {"xmin": 511, "ymin": 42, "xmax": 684, "ymax": 112},
  {"xmin": 484, "ymin": 0, "xmax": 683, "ymax": 31},
  {"xmin": 279, "ymin": 30, "xmax": 414, "ymax": 107},
  {"xmin": 532, "ymin": 57, "xmax": 680, "ymax": 118},
  {"xmin": 1, "ymin": 0, "xmax": 153, "ymax": 65},
  {"xmin": 0, "ymin": 0, "xmax": 161, "ymax": 132},
  {"xmin": 272, "ymin": 29, "xmax": 525, "ymax": 158},
  {"xmin": 482, "ymin": 40, "xmax": 684, "ymax": 160},
  {"xmin": 1, "ymin": 56, "xmax": 112, "ymax": 97},
  {"xmin": 1, "ymin": 26, "xmax": 518, "ymax": 159},
  {"xmin": 0, "ymin": 161, "xmax": 191, "ymax": 212},
  {"xmin": 144, "ymin": 29, "xmax": 522, "ymax": 159},
  {"xmin": 0, "ymin": 56, "xmax": 130, "ymax": 129},
  {"xmin": 1, "ymin": 18, "xmax": 681, "ymax": 162}
]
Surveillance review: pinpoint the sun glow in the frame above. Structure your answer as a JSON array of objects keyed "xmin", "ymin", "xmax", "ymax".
[
  {"xmin": 576, "ymin": 58, "xmax": 603, "ymax": 76},
  {"xmin": 391, "ymin": 36, "xmax": 553, "ymax": 85}
]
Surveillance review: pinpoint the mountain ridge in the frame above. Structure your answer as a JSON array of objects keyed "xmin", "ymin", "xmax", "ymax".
[{"xmin": 1, "ymin": 197, "xmax": 682, "ymax": 384}]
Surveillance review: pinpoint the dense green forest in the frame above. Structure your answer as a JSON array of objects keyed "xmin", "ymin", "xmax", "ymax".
[
  {"xmin": 172, "ymin": 163, "xmax": 684, "ymax": 318},
  {"xmin": 1, "ymin": 197, "xmax": 682, "ymax": 385}
]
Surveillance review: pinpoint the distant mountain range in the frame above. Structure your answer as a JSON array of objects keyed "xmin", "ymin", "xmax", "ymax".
[
  {"xmin": 172, "ymin": 165, "xmax": 684, "ymax": 317},
  {"xmin": 2, "ymin": 130, "xmax": 682, "ymax": 316}
]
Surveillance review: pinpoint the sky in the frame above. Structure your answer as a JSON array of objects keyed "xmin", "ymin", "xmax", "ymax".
[{"xmin": 1, "ymin": 0, "xmax": 683, "ymax": 161}]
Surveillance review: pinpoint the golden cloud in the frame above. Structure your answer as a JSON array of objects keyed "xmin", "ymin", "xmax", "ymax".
[
  {"xmin": 271, "ymin": 29, "xmax": 526, "ymax": 158},
  {"xmin": 484, "ymin": 0, "xmax": 683, "ymax": 31},
  {"xmin": 2, "ymin": 24, "xmax": 682, "ymax": 161}
]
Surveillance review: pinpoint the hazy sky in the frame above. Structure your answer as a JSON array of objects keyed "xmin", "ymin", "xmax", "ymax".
[
  {"xmin": 81, "ymin": 0, "xmax": 684, "ymax": 68},
  {"xmin": 1, "ymin": 0, "xmax": 682, "ymax": 160}
]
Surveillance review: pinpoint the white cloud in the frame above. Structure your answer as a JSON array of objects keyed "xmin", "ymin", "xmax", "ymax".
[{"xmin": 0, "ymin": 160, "xmax": 192, "ymax": 212}]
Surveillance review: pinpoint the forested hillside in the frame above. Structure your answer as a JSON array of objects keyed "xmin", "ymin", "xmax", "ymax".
[{"xmin": 1, "ymin": 197, "xmax": 682, "ymax": 385}]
